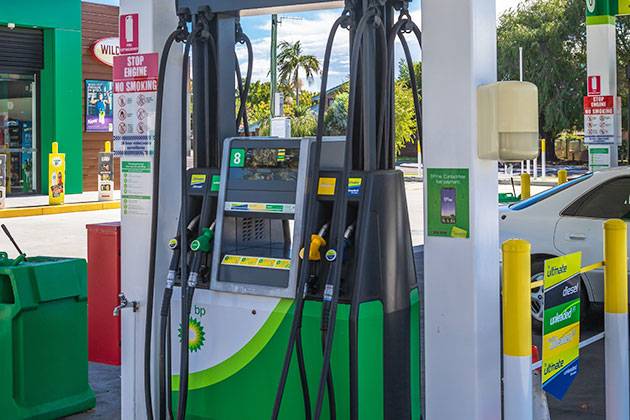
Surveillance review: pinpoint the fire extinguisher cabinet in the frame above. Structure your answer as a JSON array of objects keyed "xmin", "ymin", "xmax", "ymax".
[{"xmin": 86, "ymin": 222, "xmax": 121, "ymax": 365}]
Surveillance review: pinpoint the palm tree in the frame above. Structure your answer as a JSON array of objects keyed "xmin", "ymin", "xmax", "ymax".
[{"xmin": 277, "ymin": 40, "xmax": 320, "ymax": 106}]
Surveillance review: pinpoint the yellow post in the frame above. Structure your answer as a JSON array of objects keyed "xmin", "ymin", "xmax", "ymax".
[
  {"xmin": 502, "ymin": 239, "xmax": 533, "ymax": 418},
  {"xmin": 105, "ymin": 141, "xmax": 111, "ymax": 153},
  {"xmin": 558, "ymin": 169, "xmax": 567, "ymax": 185},
  {"xmin": 604, "ymin": 219, "xmax": 628, "ymax": 315},
  {"xmin": 48, "ymin": 141, "xmax": 65, "ymax": 205},
  {"xmin": 603, "ymin": 219, "xmax": 629, "ymax": 418},
  {"xmin": 520, "ymin": 173, "xmax": 531, "ymax": 200}
]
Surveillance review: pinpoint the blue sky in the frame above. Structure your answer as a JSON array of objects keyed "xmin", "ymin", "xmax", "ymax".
[{"xmin": 86, "ymin": 0, "xmax": 523, "ymax": 89}]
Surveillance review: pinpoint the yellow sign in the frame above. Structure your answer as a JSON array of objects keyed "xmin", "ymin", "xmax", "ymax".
[
  {"xmin": 544, "ymin": 252, "xmax": 581, "ymax": 289},
  {"xmin": 190, "ymin": 174, "xmax": 206, "ymax": 187},
  {"xmin": 48, "ymin": 142, "xmax": 65, "ymax": 205},
  {"xmin": 239, "ymin": 257, "xmax": 258, "ymax": 266},
  {"xmin": 620, "ymin": 0, "xmax": 630, "ymax": 15},
  {"xmin": 274, "ymin": 259, "xmax": 291, "ymax": 269},
  {"xmin": 450, "ymin": 226, "xmax": 468, "ymax": 238},
  {"xmin": 222, "ymin": 255, "xmax": 241, "ymax": 265},
  {"xmin": 256, "ymin": 258, "xmax": 276, "ymax": 267},
  {"xmin": 318, "ymin": 177, "xmax": 336, "ymax": 195}
]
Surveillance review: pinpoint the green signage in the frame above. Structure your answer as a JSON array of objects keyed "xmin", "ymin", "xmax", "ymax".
[
  {"xmin": 585, "ymin": 0, "xmax": 630, "ymax": 19},
  {"xmin": 211, "ymin": 175, "xmax": 221, "ymax": 192},
  {"xmin": 426, "ymin": 168, "xmax": 470, "ymax": 238},
  {"xmin": 230, "ymin": 149, "xmax": 245, "ymax": 168}
]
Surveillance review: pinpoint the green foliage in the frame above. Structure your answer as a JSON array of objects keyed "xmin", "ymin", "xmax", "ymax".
[
  {"xmin": 323, "ymin": 92, "xmax": 348, "ymax": 136},
  {"xmin": 497, "ymin": 0, "xmax": 586, "ymax": 159},
  {"xmin": 277, "ymin": 40, "xmax": 320, "ymax": 106},
  {"xmin": 394, "ymin": 79, "xmax": 417, "ymax": 154},
  {"xmin": 397, "ymin": 59, "xmax": 422, "ymax": 95}
]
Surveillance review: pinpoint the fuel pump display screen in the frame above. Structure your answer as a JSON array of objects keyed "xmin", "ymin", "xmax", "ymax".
[{"xmin": 229, "ymin": 148, "xmax": 300, "ymax": 182}]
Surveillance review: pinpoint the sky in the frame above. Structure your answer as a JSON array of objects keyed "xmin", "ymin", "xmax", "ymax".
[{"xmin": 86, "ymin": 0, "xmax": 524, "ymax": 89}]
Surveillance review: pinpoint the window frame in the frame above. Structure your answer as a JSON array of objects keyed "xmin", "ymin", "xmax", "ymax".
[{"xmin": 561, "ymin": 175, "xmax": 630, "ymax": 219}]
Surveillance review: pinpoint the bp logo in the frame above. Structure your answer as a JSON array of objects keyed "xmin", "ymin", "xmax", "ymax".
[
  {"xmin": 586, "ymin": 0, "xmax": 596, "ymax": 13},
  {"xmin": 52, "ymin": 157, "xmax": 63, "ymax": 167},
  {"xmin": 178, "ymin": 317, "xmax": 206, "ymax": 352}
]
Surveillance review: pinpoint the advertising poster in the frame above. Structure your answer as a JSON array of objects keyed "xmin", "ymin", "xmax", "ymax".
[
  {"xmin": 86, "ymin": 80, "xmax": 114, "ymax": 132},
  {"xmin": 426, "ymin": 168, "xmax": 470, "ymax": 238},
  {"xmin": 542, "ymin": 252, "xmax": 581, "ymax": 400}
]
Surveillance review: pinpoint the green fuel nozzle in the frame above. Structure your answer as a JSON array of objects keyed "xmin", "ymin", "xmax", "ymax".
[{"xmin": 190, "ymin": 227, "xmax": 215, "ymax": 253}]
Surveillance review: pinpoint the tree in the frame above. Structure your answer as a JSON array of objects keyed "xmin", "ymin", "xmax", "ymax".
[
  {"xmin": 323, "ymin": 92, "xmax": 348, "ymax": 135},
  {"xmin": 288, "ymin": 103, "xmax": 317, "ymax": 137},
  {"xmin": 497, "ymin": 0, "xmax": 586, "ymax": 161},
  {"xmin": 394, "ymin": 79, "xmax": 417, "ymax": 154},
  {"xmin": 277, "ymin": 40, "xmax": 320, "ymax": 106},
  {"xmin": 397, "ymin": 59, "xmax": 422, "ymax": 97}
]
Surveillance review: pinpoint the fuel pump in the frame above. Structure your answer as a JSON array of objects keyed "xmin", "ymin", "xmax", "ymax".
[{"xmin": 142, "ymin": 0, "xmax": 424, "ymax": 418}]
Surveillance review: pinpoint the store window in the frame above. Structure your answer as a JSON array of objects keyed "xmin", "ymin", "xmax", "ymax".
[{"xmin": 0, "ymin": 73, "xmax": 37, "ymax": 194}]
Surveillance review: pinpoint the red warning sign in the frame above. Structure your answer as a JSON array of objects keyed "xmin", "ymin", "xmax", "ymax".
[
  {"xmin": 587, "ymin": 75, "xmax": 601, "ymax": 96},
  {"xmin": 120, "ymin": 14, "xmax": 139, "ymax": 54}
]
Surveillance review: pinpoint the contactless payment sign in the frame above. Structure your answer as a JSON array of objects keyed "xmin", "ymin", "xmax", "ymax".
[{"xmin": 542, "ymin": 252, "xmax": 581, "ymax": 400}]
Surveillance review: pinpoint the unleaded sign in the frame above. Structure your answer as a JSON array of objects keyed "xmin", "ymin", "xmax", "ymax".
[{"xmin": 542, "ymin": 252, "xmax": 581, "ymax": 400}]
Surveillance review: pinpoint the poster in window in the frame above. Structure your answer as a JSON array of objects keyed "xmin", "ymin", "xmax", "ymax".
[{"xmin": 86, "ymin": 80, "xmax": 113, "ymax": 132}]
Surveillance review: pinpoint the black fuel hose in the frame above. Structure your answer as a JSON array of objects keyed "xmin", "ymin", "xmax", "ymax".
[
  {"xmin": 270, "ymin": 10, "xmax": 350, "ymax": 420},
  {"xmin": 235, "ymin": 26, "xmax": 253, "ymax": 135},
  {"xmin": 312, "ymin": 10, "xmax": 379, "ymax": 420},
  {"xmin": 176, "ymin": 24, "xmax": 203, "ymax": 420},
  {"xmin": 144, "ymin": 20, "xmax": 186, "ymax": 420}
]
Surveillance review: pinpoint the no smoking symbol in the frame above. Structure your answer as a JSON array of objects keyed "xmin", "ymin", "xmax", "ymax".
[
  {"xmin": 136, "ymin": 108, "xmax": 146, "ymax": 120},
  {"xmin": 137, "ymin": 94, "xmax": 146, "ymax": 106},
  {"xmin": 118, "ymin": 122, "xmax": 127, "ymax": 134},
  {"xmin": 118, "ymin": 96, "xmax": 126, "ymax": 107}
]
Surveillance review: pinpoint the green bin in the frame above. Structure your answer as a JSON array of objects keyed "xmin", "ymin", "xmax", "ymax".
[{"xmin": 0, "ymin": 253, "xmax": 95, "ymax": 419}]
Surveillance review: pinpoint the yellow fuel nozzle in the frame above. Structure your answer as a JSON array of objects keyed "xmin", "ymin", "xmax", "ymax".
[{"xmin": 299, "ymin": 234, "xmax": 327, "ymax": 260}]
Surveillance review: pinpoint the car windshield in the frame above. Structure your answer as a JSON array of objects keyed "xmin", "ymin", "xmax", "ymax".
[{"xmin": 509, "ymin": 173, "xmax": 593, "ymax": 211}]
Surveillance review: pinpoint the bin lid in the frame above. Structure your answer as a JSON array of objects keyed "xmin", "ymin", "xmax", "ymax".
[{"xmin": 86, "ymin": 222, "xmax": 120, "ymax": 232}]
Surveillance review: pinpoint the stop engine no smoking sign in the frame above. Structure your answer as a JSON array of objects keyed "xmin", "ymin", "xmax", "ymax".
[
  {"xmin": 584, "ymin": 95, "xmax": 615, "ymax": 144},
  {"xmin": 113, "ymin": 53, "xmax": 158, "ymax": 156}
]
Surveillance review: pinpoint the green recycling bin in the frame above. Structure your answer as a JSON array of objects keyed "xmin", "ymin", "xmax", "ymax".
[{"xmin": 0, "ymin": 253, "xmax": 95, "ymax": 419}]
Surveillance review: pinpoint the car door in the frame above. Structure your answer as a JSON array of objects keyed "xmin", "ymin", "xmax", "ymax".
[{"xmin": 554, "ymin": 176, "xmax": 630, "ymax": 303}]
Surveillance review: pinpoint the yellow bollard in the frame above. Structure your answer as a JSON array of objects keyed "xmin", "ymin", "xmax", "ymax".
[
  {"xmin": 558, "ymin": 169, "xmax": 567, "ymax": 185},
  {"xmin": 603, "ymin": 219, "xmax": 629, "ymax": 419},
  {"xmin": 604, "ymin": 219, "xmax": 628, "ymax": 314},
  {"xmin": 502, "ymin": 239, "xmax": 533, "ymax": 419},
  {"xmin": 520, "ymin": 173, "xmax": 531, "ymax": 200},
  {"xmin": 105, "ymin": 141, "xmax": 111, "ymax": 153}
]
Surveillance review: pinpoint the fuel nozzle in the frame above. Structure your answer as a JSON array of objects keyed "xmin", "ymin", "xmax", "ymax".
[
  {"xmin": 300, "ymin": 222, "xmax": 330, "ymax": 261},
  {"xmin": 343, "ymin": 223, "xmax": 355, "ymax": 249},
  {"xmin": 188, "ymin": 221, "xmax": 216, "ymax": 289}
]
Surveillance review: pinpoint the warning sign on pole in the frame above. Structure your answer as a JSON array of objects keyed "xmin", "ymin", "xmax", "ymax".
[
  {"xmin": 113, "ymin": 53, "xmax": 158, "ymax": 156},
  {"xmin": 119, "ymin": 14, "xmax": 139, "ymax": 54},
  {"xmin": 584, "ymin": 95, "xmax": 615, "ymax": 144}
]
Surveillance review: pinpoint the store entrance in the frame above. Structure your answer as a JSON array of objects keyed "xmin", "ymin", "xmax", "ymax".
[{"xmin": 0, "ymin": 73, "xmax": 38, "ymax": 194}]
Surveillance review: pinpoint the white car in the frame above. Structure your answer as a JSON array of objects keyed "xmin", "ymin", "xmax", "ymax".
[{"xmin": 499, "ymin": 166, "xmax": 630, "ymax": 328}]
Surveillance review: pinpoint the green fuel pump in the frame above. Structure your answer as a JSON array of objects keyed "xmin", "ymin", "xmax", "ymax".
[{"xmin": 144, "ymin": 0, "xmax": 424, "ymax": 419}]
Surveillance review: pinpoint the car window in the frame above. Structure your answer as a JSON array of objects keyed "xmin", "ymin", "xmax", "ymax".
[
  {"xmin": 510, "ymin": 174, "xmax": 592, "ymax": 211},
  {"xmin": 572, "ymin": 177, "xmax": 630, "ymax": 219}
]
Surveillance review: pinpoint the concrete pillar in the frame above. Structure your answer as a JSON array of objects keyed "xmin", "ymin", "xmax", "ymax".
[
  {"xmin": 422, "ymin": 0, "xmax": 501, "ymax": 419},
  {"xmin": 586, "ymin": 7, "xmax": 619, "ymax": 167},
  {"xmin": 118, "ymin": 0, "xmax": 183, "ymax": 418}
]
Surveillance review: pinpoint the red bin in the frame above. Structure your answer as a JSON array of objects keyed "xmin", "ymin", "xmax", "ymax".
[{"xmin": 86, "ymin": 222, "xmax": 121, "ymax": 365}]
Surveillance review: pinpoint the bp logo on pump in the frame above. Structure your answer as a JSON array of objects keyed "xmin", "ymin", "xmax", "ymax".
[
  {"xmin": 586, "ymin": 0, "xmax": 595, "ymax": 13},
  {"xmin": 179, "ymin": 315, "xmax": 206, "ymax": 352}
]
